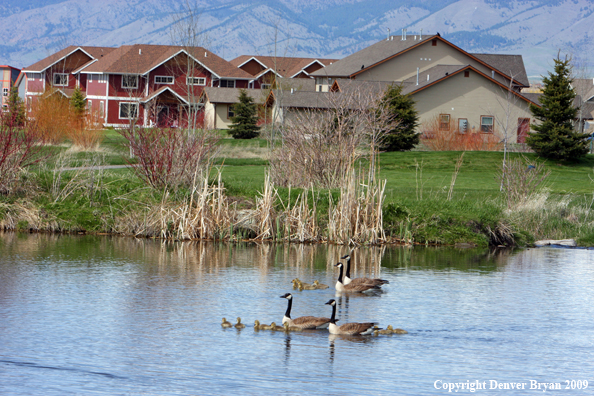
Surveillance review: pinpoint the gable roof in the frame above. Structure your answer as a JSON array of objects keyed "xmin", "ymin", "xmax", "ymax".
[
  {"xmin": 471, "ymin": 53, "xmax": 529, "ymax": 87},
  {"xmin": 312, "ymin": 34, "xmax": 528, "ymax": 88},
  {"xmin": 80, "ymin": 44, "xmax": 253, "ymax": 79},
  {"xmin": 22, "ymin": 46, "xmax": 116, "ymax": 73},
  {"xmin": 573, "ymin": 78, "xmax": 594, "ymax": 102},
  {"xmin": 230, "ymin": 55, "xmax": 338, "ymax": 78}
]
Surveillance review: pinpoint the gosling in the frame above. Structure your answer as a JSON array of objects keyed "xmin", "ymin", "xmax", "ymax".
[
  {"xmin": 221, "ymin": 317, "xmax": 233, "ymax": 328},
  {"xmin": 283, "ymin": 322, "xmax": 302, "ymax": 332},
  {"xmin": 269, "ymin": 322, "xmax": 285, "ymax": 331},
  {"xmin": 313, "ymin": 280, "xmax": 329, "ymax": 289},
  {"xmin": 234, "ymin": 317, "xmax": 246, "ymax": 329}
]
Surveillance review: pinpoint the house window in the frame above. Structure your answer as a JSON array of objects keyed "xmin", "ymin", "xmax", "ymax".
[
  {"xmin": 53, "ymin": 73, "xmax": 69, "ymax": 86},
  {"xmin": 228, "ymin": 104, "xmax": 235, "ymax": 119},
  {"xmin": 122, "ymin": 74, "xmax": 138, "ymax": 89},
  {"xmin": 119, "ymin": 102, "xmax": 139, "ymax": 119},
  {"xmin": 481, "ymin": 116, "xmax": 494, "ymax": 133},
  {"xmin": 87, "ymin": 100, "xmax": 92, "ymax": 113},
  {"xmin": 261, "ymin": 84, "xmax": 271, "ymax": 90},
  {"xmin": 464, "ymin": 71, "xmax": 470, "ymax": 78},
  {"xmin": 155, "ymin": 76, "xmax": 174, "ymax": 84},
  {"xmin": 219, "ymin": 79, "xmax": 235, "ymax": 88},
  {"xmin": 187, "ymin": 77, "xmax": 206, "ymax": 86},
  {"xmin": 99, "ymin": 101, "xmax": 105, "ymax": 118},
  {"xmin": 2, "ymin": 88, "xmax": 8, "ymax": 96},
  {"xmin": 458, "ymin": 118, "xmax": 468, "ymax": 133},
  {"xmin": 439, "ymin": 114, "xmax": 450, "ymax": 130},
  {"xmin": 432, "ymin": 39, "xmax": 437, "ymax": 46},
  {"xmin": 28, "ymin": 73, "xmax": 42, "ymax": 80}
]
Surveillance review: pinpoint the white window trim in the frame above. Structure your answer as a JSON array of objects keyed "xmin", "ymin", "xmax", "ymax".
[
  {"xmin": 2, "ymin": 88, "xmax": 8, "ymax": 96},
  {"xmin": 99, "ymin": 101, "xmax": 105, "ymax": 118},
  {"xmin": 119, "ymin": 102, "xmax": 139, "ymax": 119},
  {"xmin": 187, "ymin": 77, "xmax": 206, "ymax": 86},
  {"xmin": 53, "ymin": 73, "xmax": 69, "ymax": 87},
  {"xmin": 261, "ymin": 83, "xmax": 271, "ymax": 90},
  {"xmin": 121, "ymin": 74, "xmax": 139, "ymax": 89},
  {"xmin": 228, "ymin": 104, "xmax": 235, "ymax": 119},
  {"xmin": 155, "ymin": 75, "xmax": 174, "ymax": 84},
  {"xmin": 28, "ymin": 73, "xmax": 42, "ymax": 81},
  {"xmin": 87, "ymin": 100, "xmax": 92, "ymax": 112},
  {"xmin": 481, "ymin": 116, "xmax": 494, "ymax": 133}
]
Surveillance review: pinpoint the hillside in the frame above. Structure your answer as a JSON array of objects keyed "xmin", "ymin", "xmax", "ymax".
[{"xmin": 1, "ymin": 0, "xmax": 592, "ymax": 79}]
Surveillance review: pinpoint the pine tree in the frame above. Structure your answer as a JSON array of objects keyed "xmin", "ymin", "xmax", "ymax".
[
  {"xmin": 526, "ymin": 55, "xmax": 589, "ymax": 160},
  {"xmin": 380, "ymin": 84, "xmax": 419, "ymax": 151},
  {"xmin": 228, "ymin": 89, "xmax": 260, "ymax": 139},
  {"xmin": 6, "ymin": 87, "xmax": 26, "ymax": 127}
]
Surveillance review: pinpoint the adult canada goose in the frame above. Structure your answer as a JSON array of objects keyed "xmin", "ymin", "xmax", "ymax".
[
  {"xmin": 234, "ymin": 317, "xmax": 245, "ymax": 329},
  {"xmin": 334, "ymin": 263, "xmax": 382, "ymax": 293},
  {"xmin": 313, "ymin": 280, "xmax": 329, "ymax": 289},
  {"xmin": 324, "ymin": 299, "xmax": 376, "ymax": 335},
  {"xmin": 280, "ymin": 293, "xmax": 332, "ymax": 329},
  {"xmin": 221, "ymin": 317, "xmax": 233, "ymax": 328},
  {"xmin": 341, "ymin": 254, "xmax": 389, "ymax": 287}
]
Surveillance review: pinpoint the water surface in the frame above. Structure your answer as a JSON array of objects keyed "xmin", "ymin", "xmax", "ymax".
[{"xmin": 1, "ymin": 233, "xmax": 593, "ymax": 395}]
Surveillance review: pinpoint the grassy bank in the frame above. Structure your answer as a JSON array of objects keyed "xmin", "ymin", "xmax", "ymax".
[{"xmin": 2, "ymin": 129, "xmax": 594, "ymax": 246}]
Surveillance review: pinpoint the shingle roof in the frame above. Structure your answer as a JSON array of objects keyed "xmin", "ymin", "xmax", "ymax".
[
  {"xmin": 81, "ymin": 44, "xmax": 253, "ymax": 79},
  {"xmin": 401, "ymin": 64, "xmax": 468, "ymax": 94},
  {"xmin": 521, "ymin": 92, "xmax": 543, "ymax": 105},
  {"xmin": 22, "ymin": 46, "xmax": 116, "ymax": 72},
  {"xmin": 311, "ymin": 35, "xmax": 435, "ymax": 78},
  {"xmin": 203, "ymin": 87, "xmax": 267, "ymax": 104},
  {"xmin": 471, "ymin": 53, "xmax": 529, "ymax": 87},
  {"xmin": 230, "ymin": 56, "xmax": 338, "ymax": 78},
  {"xmin": 573, "ymin": 78, "xmax": 594, "ymax": 101},
  {"xmin": 331, "ymin": 78, "xmax": 394, "ymax": 96}
]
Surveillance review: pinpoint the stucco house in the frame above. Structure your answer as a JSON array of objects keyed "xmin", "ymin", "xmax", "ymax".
[{"xmin": 288, "ymin": 32, "xmax": 539, "ymax": 144}]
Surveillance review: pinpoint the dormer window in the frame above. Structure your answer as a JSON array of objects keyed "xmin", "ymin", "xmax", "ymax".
[
  {"xmin": 219, "ymin": 79, "xmax": 235, "ymax": 88},
  {"xmin": 187, "ymin": 77, "xmax": 206, "ymax": 86},
  {"xmin": 53, "ymin": 73, "xmax": 69, "ymax": 86},
  {"xmin": 122, "ymin": 74, "xmax": 138, "ymax": 89}
]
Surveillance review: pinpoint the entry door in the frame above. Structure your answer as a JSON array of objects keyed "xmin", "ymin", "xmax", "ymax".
[
  {"xmin": 517, "ymin": 118, "xmax": 530, "ymax": 143},
  {"xmin": 157, "ymin": 106, "xmax": 169, "ymax": 127}
]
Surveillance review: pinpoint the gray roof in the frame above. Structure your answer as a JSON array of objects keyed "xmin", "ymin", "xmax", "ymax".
[
  {"xmin": 521, "ymin": 92, "xmax": 543, "ymax": 105},
  {"xmin": 331, "ymin": 78, "xmax": 394, "ymax": 96},
  {"xmin": 471, "ymin": 53, "xmax": 529, "ymax": 87},
  {"xmin": 582, "ymin": 102, "xmax": 594, "ymax": 120},
  {"xmin": 573, "ymin": 78, "xmax": 594, "ymax": 101},
  {"xmin": 203, "ymin": 87, "xmax": 267, "ymax": 104},
  {"xmin": 311, "ymin": 35, "xmax": 436, "ymax": 78},
  {"xmin": 273, "ymin": 77, "xmax": 317, "ymax": 92}
]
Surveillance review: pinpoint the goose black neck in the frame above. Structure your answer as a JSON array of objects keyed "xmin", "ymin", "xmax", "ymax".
[
  {"xmin": 345, "ymin": 256, "xmax": 351, "ymax": 279},
  {"xmin": 285, "ymin": 297, "xmax": 293, "ymax": 319},
  {"xmin": 337, "ymin": 264, "xmax": 344, "ymax": 283},
  {"xmin": 329, "ymin": 302, "xmax": 337, "ymax": 324}
]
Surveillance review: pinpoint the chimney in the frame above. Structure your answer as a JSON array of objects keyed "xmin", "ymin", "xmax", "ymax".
[
  {"xmin": 404, "ymin": 28, "xmax": 407, "ymax": 40},
  {"xmin": 139, "ymin": 48, "xmax": 142, "ymax": 55},
  {"xmin": 416, "ymin": 67, "xmax": 419, "ymax": 85},
  {"xmin": 391, "ymin": 36, "xmax": 393, "ymax": 41},
  {"xmin": 290, "ymin": 88, "xmax": 294, "ymax": 94},
  {"xmin": 414, "ymin": 35, "xmax": 417, "ymax": 40},
  {"xmin": 205, "ymin": 52, "xmax": 207, "ymax": 57},
  {"xmin": 427, "ymin": 74, "xmax": 429, "ymax": 81},
  {"xmin": 492, "ymin": 70, "xmax": 494, "ymax": 78},
  {"xmin": 387, "ymin": 28, "xmax": 390, "ymax": 41},
  {"xmin": 420, "ymin": 28, "xmax": 423, "ymax": 40},
  {"xmin": 402, "ymin": 28, "xmax": 405, "ymax": 40}
]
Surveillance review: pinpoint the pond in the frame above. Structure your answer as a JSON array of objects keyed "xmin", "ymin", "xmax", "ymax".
[{"xmin": 1, "ymin": 233, "xmax": 593, "ymax": 395}]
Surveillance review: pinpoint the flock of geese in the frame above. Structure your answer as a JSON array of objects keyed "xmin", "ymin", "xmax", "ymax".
[{"xmin": 221, "ymin": 254, "xmax": 408, "ymax": 336}]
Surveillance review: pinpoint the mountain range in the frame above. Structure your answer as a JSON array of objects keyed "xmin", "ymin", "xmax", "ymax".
[{"xmin": 1, "ymin": 0, "xmax": 593, "ymax": 81}]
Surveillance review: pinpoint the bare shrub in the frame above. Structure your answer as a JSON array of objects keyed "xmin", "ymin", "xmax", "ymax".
[
  {"xmin": 421, "ymin": 115, "xmax": 503, "ymax": 151},
  {"xmin": 119, "ymin": 126, "xmax": 220, "ymax": 191},
  {"xmin": 497, "ymin": 155, "xmax": 551, "ymax": 209},
  {"xmin": 30, "ymin": 91, "xmax": 71, "ymax": 144},
  {"xmin": 269, "ymin": 84, "xmax": 394, "ymax": 189},
  {"xmin": 0, "ymin": 113, "xmax": 46, "ymax": 194}
]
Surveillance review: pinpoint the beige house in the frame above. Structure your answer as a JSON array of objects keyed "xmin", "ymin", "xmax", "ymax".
[
  {"xmin": 301, "ymin": 33, "xmax": 537, "ymax": 144},
  {"xmin": 201, "ymin": 87, "xmax": 268, "ymax": 129}
]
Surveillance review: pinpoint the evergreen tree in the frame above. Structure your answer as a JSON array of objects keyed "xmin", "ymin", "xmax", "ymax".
[
  {"xmin": 380, "ymin": 84, "xmax": 419, "ymax": 151},
  {"xmin": 526, "ymin": 55, "xmax": 589, "ymax": 160},
  {"xmin": 6, "ymin": 87, "xmax": 26, "ymax": 127},
  {"xmin": 70, "ymin": 86, "xmax": 86, "ymax": 118},
  {"xmin": 228, "ymin": 89, "xmax": 260, "ymax": 139}
]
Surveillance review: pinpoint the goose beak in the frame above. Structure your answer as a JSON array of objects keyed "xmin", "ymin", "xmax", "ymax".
[
  {"xmin": 334, "ymin": 262, "xmax": 342, "ymax": 267},
  {"xmin": 340, "ymin": 255, "xmax": 349, "ymax": 259},
  {"xmin": 325, "ymin": 299, "xmax": 335, "ymax": 305},
  {"xmin": 280, "ymin": 293, "xmax": 291, "ymax": 298}
]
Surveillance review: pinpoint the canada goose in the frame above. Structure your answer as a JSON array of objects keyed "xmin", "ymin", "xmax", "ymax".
[
  {"xmin": 280, "ymin": 293, "xmax": 332, "ymax": 329},
  {"xmin": 341, "ymin": 254, "xmax": 389, "ymax": 287},
  {"xmin": 334, "ymin": 263, "xmax": 382, "ymax": 293},
  {"xmin": 221, "ymin": 317, "xmax": 233, "ymax": 328},
  {"xmin": 313, "ymin": 280, "xmax": 329, "ymax": 289},
  {"xmin": 234, "ymin": 317, "xmax": 245, "ymax": 329},
  {"xmin": 324, "ymin": 299, "xmax": 376, "ymax": 335},
  {"xmin": 270, "ymin": 322, "xmax": 285, "ymax": 331},
  {"xmin": 283, "ymin": 322, "xmax": 302, "ymax": 332}
]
